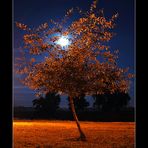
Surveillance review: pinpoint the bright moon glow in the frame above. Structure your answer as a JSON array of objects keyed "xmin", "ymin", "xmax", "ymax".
[{"xmin": 57, "ymin": 36, "xmax": 70, "ymax": 47}]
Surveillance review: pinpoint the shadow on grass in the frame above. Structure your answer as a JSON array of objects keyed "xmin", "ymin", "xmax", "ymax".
[{"xmin": 64, "ymin": 137, "xmax": 87, "ymax": 142}]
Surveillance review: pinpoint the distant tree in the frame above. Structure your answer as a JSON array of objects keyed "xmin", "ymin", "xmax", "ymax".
[
  {"xmin": 93, "ymin": 92, "xmax": 131, "ymax": 112},
  {"xmin": 32, "ymin": 92, "xmax": 60, "ymax": 118},
  {"xmin": 67, "ymin": 94, "xmax": 89, "ymax": 112},
  {"xmin": 15, "ymin": 0, "xmax": 133, "ymax": 140}
]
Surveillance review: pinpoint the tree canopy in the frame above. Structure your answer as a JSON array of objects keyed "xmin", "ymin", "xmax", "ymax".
[{"xmin": 15, "ymin": 0, "xmax": 133, "ymax": 101}]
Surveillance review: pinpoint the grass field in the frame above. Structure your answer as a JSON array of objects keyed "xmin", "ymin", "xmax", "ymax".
[{"xmin": 13, "ymin": 120, "xmax": 135, "ymax": 148}]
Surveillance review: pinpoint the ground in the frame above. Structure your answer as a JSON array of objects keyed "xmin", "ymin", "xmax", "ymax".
[{"xmin": 13, "ymin": 120, "xmax": 135, "ymax": 148}]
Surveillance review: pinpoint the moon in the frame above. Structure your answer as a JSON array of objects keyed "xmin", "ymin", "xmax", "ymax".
[{"xmin": 56, "ymin": 36, "xmax": 70, "ymax": 47}]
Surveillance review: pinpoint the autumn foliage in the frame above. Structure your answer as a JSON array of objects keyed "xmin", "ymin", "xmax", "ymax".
[{"xmin": 15, "ymin": 0, "xmax": 132, "ymax": 98}]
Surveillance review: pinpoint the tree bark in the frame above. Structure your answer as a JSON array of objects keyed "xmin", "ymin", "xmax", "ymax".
[{"xmin": 69, "ymin": 96, "xmax": 86, "ymax": 141}]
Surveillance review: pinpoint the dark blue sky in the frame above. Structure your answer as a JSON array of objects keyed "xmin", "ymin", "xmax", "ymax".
[{"xmin": 13, "ymin": 0, "xmax": 135, "ymax": 107}]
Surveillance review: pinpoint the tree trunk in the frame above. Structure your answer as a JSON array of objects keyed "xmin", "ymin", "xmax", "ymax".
[{"xmin": 69, "ymin": 96, "xmax": 86, "ymax": 141}]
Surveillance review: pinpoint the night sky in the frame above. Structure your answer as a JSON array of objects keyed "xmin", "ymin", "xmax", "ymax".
[{"xmin": 13, "ymin": 0, "xmax": 135, "ymax": 107}]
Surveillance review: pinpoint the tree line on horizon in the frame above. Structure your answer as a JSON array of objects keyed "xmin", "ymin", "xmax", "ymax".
[{"xmin": 32, "ymin": 91, "xmax": 131, "ymax": 117}]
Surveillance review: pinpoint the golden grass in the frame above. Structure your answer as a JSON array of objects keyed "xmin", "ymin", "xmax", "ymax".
[{"xmin": 13, "ymin": 120, "xmax": 135, "ymax": 148}]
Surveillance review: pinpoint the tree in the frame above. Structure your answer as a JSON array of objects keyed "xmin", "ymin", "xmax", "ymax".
[
  {"xmin": 15, "ymin": 0, "xmax": 133, "ymax": 140},
  {"xmin": 67, "ymin": 94, "xmax": 89, "ymax": 112},
  {"xmin": 93, "ymin": 92, "xmax": 131, "ymax": 112},
  {"xmin": 32, "ymin": 92, "xmax": 60, "ymax": 118}
]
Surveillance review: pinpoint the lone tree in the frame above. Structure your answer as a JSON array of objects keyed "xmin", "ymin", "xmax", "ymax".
[
  {"xmin": 15, "ymin": 0, "xmax": 133, "ymax": 141},
  {"xmin": 32, "ymin": 92, "xmax": 60, "ymax": 118}
]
